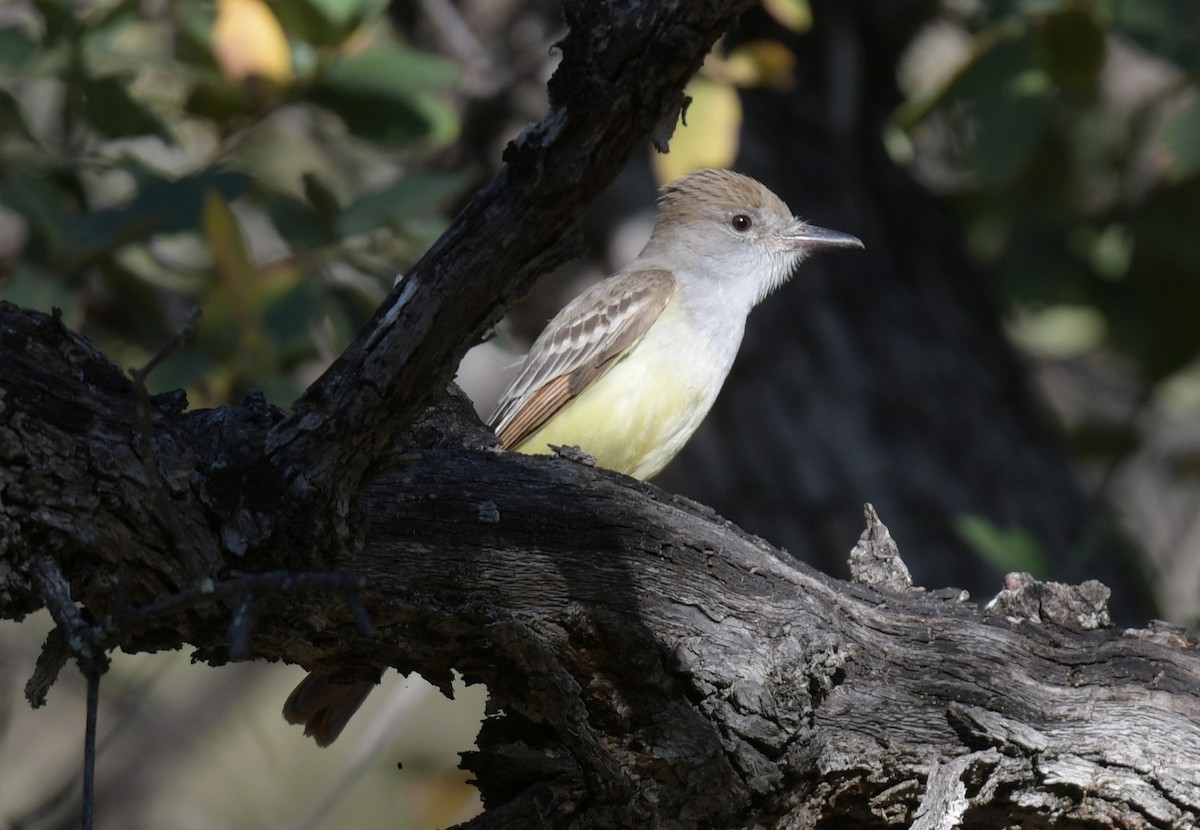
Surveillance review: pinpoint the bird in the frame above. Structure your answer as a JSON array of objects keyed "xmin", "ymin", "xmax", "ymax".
[
  {"xmin": 489, "ymin": 167, "xmax": 863, "ymax": 479},
  {"xmin": 283, "ymin": 168, "xmax": 864, "ymax": 745}
]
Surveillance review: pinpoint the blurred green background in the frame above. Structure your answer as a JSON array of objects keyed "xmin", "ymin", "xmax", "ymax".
[
  {"xmin": 0, "ymin": 0, "xmax": 471, "ymax": 409},
  {"xmin": 2, "ymin": 0, "xmax": 1199, "ymax": 827}
]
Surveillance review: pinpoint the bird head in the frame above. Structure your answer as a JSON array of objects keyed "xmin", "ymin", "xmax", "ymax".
[{"xmin": 648, "ymin": 168, "xmax": 863, "ymax": 306}]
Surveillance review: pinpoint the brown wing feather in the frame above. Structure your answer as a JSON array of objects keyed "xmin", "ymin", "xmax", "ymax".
[
  {"xmin": 490, "ymin": 269, "xmax": 676, "ymax": 449},
  {"xmin": 495, "ymin": 375, "xmax": 572, "ymax": 449}
]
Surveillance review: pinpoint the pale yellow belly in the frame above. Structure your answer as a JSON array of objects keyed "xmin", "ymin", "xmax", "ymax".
[{"xmin": 511, "ymin": 335, "xmax": 715, "ymax": 481}]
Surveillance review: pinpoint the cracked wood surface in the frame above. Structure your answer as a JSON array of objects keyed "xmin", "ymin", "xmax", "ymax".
[{"xmin": 2, "ymin": 302, "xmax": 1199, "ymax": 828}]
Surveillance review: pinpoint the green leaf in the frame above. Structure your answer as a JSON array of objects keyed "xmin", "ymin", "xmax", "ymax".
[
  {"xmin": 0, "ymin": 27, "xmax": 40, "ymax": 70},
  {"xmin": 1158, "ymin": 98, "xmax": 1200, "ymax": 179},
  {"xmin": 0, "ymin": 88, "xmax": 36, "ymax": 141},
  {"xmin": 79, "ymin": 75, "xmax": 174, "ymax": 142},
  {"xmin": 88, "ymin": 0, "xmax": 145, "ymax": 31},
  {"xmin": 267, "ymin": 0, "xmax": 384, "ymax": 46},
  {"xmin": 305, "ymin": 87, "xmax": 431, "ymax": 145},
  {"xmin": 1, "ymin": 168, "xmax": 77, "ymax": 254},
  {"xmin": 35, "ymin": 164, "xmax": 253, "ymax": 263},
  {"xmin": 302, "ymin": 172, "xmax": 342, "ymax": 228},
  {"xmin": 262, "ymin": 275, "xmax": 322, "ymax": 355},
  {"xmin": 201, "ymin": 189, "xmax": 266, "ymax": 368},
  {"xmin": 114, "ymin": 235, "xmax": 216, "ymax": 293},
  {"xmin": 988, "ymin": 211, "xmax": 1089, "ymax": 305},
  {"xmin": 257, "ymin": 372, "xmax": 306, "ymax": 408},
  {"xmin": 949, "ymin": 34, "xmax": 1054, "ymax": 185},
  {"xmin": 303, "ymin": 0, "xmax": 383, "ymax": 28},
  {"xmin": 1036, "ymin": 7, "xmax": 1105, "ymax": 96},
  {"xmin": 955, "ymin": 515, "xmax": 1049, "ymax": 577},
  {"xmin": 175, "ymin": 1, "xmax": 220, "ymax": 66},
  {"xmin": 1111, "ymin": 178, "xmax": 1200, "ymax": 378},
  {"xmin": 338, "ymin": 171, "xmax": 472, "ymax": 237},
  {"xmin": 1112, "ymin": 0, "xmax": 1200, "ymax": 73},
  {"xmin": 316, "ymin": 45, "xmax": 457, "ymax": 96},
  {"xmin": 202, "ymin": 188, "xmax": 260, "ymax": 291},
  {"xmin": 0, "ymin": 262, "xmax": 81, "ymax": 317},
  {"xmin": 303, "ymin": 46, "xmax": 458, "ymax": 145},
  {"xmin": 183, "ymin": 72, "xmax": 252, "ymax": 121},
  {"xmin": 261, "ymin": 193, "xmax": 333, "ymax": 250},
  {"xmin": 143, "ymin": 346, "xmax": 218, "ymax": 396},
  {"xmin": 32, "ymin": 0, "xmax": 79, "ymax": 44}
]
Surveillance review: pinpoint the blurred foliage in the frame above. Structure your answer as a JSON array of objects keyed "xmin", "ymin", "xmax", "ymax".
[
  {"xmin": 895, "ymin": 0, "xmax": 1200, "ymax": 385},
  {"xmin": 889, "ymin": 1, "xmax": 1200, "ymax": 574},
  {"xmin": 655, "ymin": 5, "xmax": 809, "ymax": 183},
  {"xmin": 956, "ymin": 513, "xmax": 1050, "ymax": 577},
  {"xmin": 0, "ymin": 0, "xmax": 472, "ymax": 408}
]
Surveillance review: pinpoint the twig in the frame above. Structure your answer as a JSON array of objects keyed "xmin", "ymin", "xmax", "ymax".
[
  {"xmin": 27, "ymin": 569, "xmax": 372, "ymax": 706},
  {"xmin": 129, "ymin": 307, "xmax": 202, "ymax": 386},
  {"xmin": 129, "ymin": 307, "xmax": 201, "ymax": 554},
  {"xmin": 82, "ymin": 671, "xmax": 99, "ymax": 830},
  {"xmin": 28, "ymin": 555, "xmax": 108, "ymax": 830},
  {"xmin": 25, "ymin": 625, "xmax": 70, "ymax": 707},
  {"xmin": 15, "ymin": 655, "xmax": 178, "ymax": 826},
  {"xmin": 29, "ymin": 554, "xmax": 107, "ymax": 676}
]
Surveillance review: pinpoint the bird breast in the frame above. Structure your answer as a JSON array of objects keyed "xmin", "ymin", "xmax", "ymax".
[{"xmin": 510, "ymin": 299, "xmax": 741, "ymax": 480}]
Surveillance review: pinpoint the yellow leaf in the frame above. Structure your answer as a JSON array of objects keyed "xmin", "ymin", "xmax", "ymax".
[
  {"xmin": 762, "ymin": 0, "xmax": 812, "ymax": 33},
  {"xmin": 653, "ymin": 77, "xmax": 742, "ymax": 182},
  {"xmin": 202, "ymin": 189, "xmax": 261, "ymax": 347},
  {"xmin": 213, "ymin": 0, "xmax": 293, "ymax": 84},
  {"xmin": 724, "ymin": 40, "xmax": 797, "ymax": 90}
]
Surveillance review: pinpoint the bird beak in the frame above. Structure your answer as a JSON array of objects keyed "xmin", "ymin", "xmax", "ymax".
[{"xmin": 779, "ymin": 222, "xmax": 864, "ymax": 252}]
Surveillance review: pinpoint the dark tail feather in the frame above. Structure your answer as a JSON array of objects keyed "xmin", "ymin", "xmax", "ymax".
[{"xmin": 282, "ymin": 673, "xmax": 379, "ymax": 746}]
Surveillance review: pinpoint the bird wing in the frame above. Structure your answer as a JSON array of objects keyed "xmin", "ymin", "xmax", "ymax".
[{"xmin": 489, "ymin": 268, "xmax": 677, "ymax": 449}]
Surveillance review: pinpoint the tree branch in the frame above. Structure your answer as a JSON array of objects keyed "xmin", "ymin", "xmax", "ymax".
[{"xmin": 2, "ymin": 299, "xmax": 1199, "ymax": 827}]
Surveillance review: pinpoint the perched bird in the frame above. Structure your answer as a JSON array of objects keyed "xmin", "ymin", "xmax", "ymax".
[
  {"xmin": 489, "ymin": 167, "xmax": 863, "ymax": 479},
  {"xmin": 283, "ymin": 168, "xmax": 863, "ymax": 745}
]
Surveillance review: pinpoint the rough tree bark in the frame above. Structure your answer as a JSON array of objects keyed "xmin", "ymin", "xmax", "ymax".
[{"xmin": 1, "ymin": 2, "xmax": 1197, "ymax": 829}]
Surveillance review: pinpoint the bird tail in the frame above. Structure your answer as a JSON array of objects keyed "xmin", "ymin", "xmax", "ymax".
[{"xmin": 282, "ymin": 672, "xmax": 379, "ymax": 746}]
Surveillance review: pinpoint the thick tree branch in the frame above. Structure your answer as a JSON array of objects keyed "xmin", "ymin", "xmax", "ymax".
[{"xmin": 2, "ymin": 300, "xmax": 1199, "ymax": 828}]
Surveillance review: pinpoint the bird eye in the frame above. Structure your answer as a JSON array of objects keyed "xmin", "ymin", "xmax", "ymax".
[{"xmin": 730, "ymin": 214, "xmax": 753, "ymax": 232}]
